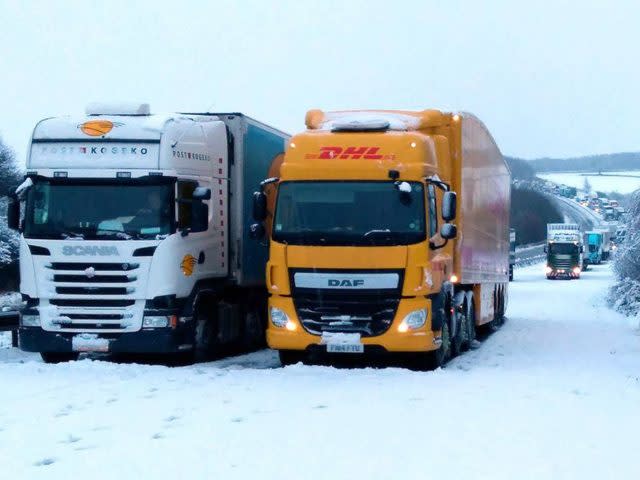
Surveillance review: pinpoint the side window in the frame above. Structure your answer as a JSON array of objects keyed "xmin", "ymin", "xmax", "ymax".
[
  {"xmin": 177, "ymin": 180, "xmax": 198, "ymax": 229},
  {"xmin": 427, "ymin": 184, "xmax": 438, "ymax": 237}
]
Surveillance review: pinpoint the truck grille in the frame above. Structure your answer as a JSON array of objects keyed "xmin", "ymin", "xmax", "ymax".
[
  {"xmin": 293, "ymin": 294, "xmax": 399, "ymax": 337},
  {"xmin": 551, "ymin": 259, "xmax": 575, "ymax": 269},
  {"xmin": 43, "ymin": 261, "xmax": 142, "ymax": 332}
]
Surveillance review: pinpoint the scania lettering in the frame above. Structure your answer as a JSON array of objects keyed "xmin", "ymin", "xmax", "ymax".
[
  {"xmin": 8, "ymin": 103, "xmax": 289, "ymax": 363},
  {"xmin": 252, "ymin": 109, "xmax": 510, "ymax": 368}
]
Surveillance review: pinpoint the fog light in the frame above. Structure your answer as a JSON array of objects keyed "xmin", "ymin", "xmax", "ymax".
[
  {"xmin": 398, "ymin": 309, "xmax": 427, "ymax": 332},
  {"xmin": 20, "ymin": 314, "xmax": 40, "ymax": 327},
  {"xmin": 143, "ymin": 316, "xmax": 169, "ymax": 328},
  {"xmin": 270, "ymin": 307, "xmax": 289, "ymax": 328}
]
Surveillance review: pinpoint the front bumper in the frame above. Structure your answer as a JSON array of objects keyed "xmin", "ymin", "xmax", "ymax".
[
  {"xmin": 546, "ymin": 269, "xmax": 580, "ymax": 279},
  {"xmin": 19, "ymin": 325, "xmax": 194, "ymax": 354},
  {"xmin": 267, "ymin": 296, "xmax": 438, "ymax": 353}
]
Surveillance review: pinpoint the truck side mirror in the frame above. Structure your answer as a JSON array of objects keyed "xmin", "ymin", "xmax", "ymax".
[
  {"xmin": 253, "ymin": 192, "xmax": 267, "ymax": 221},
  {"xmin": 580, "ymin": 245, "xmax": 584, "ymax": 253},
  {"xmin": 544, "ymin": 245, "xmax": 548, "ymax": 253},
  {"xmin": 442, "ymin": 191, "xmax": 457, "ymax": 222},
  {"xmin": 7, "ymin": 196, "xmax": 20, "ymax": 231},
  {"xmin": 190, "ymin": 199, "xmax": 209, "ymax": 233},
  {"xmin": 440, "ymin": 223, "xmax": 457, "ymax": 240}
]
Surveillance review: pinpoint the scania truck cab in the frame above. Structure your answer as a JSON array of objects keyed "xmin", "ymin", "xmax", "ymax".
[
  {"xmin": 254, "ymin": 109, "xmax": 510, "ymax": 368},
  {"xmin": 545, "ymin": 226, "xmax": 583, "ymax": 279},
  {"xmin": 9, "ymin": 103, "xmax": 288, "ymax": 362}
]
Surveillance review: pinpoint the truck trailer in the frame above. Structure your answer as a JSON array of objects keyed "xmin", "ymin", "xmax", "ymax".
[
  {"xmin": 8, "ymin": 103, "xmax": 289, "ymax": 363},
  {"xmin": 253, "ymin": 109, "xmax": 511, "ymax": 368}
]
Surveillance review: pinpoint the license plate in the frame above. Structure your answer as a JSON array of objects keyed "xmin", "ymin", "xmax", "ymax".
[
  {"xmin": 326, "ymin": 343, "xmax": 364, "ymax": 354},
  {"xmin": 72, "ymin": 335, "xmax": 110, "ymax": 353}
]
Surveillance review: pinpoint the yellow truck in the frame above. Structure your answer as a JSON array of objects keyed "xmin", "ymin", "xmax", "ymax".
[{"xmin": 251, "ymin": 109, "xmax": 510, "ymax": 368}]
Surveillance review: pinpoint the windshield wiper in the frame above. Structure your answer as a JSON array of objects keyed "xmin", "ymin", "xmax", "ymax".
[
  {"xmin": 95, "ymin": 228, "xmax": 139, "ymax": 240},
  {"xmin": 60, "ymin": 231, "xmax": 85, "ymax": 240},
  {"xmin": 363, "ymin": 229, "xmax": 391, "ymax": 238}
]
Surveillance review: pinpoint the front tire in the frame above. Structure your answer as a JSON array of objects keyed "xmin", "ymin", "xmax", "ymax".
[
  {"xmin": 278, "ymin": 350, "xmax": 306, "ymax": 366},
  {"xmin": 426, "ymin": 321, "xmax": 452, "ymax": 369},
  {"xmin": 41, "ymin": 352, "xmax": 79, "ymax": 364}
]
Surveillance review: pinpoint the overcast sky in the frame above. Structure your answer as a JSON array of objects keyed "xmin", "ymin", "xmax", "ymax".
[{"xmin": 1, "ymin": 0, "xmax": 639, "ymax": 163}]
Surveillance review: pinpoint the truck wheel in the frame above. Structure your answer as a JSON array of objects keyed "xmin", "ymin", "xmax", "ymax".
[
  {"xmin": 278, "ymin": 350, "xmax": 306, "ymax": 366},
  {"xmin": 194, "ymin": 305, "xmax": 219, "ymax": 361},
  {"xmin": 426, "ymin": 321, "xmax": 451, "ymax": 369},
  {"xmin": 40, "ymin": 352, "xmax": 79, "ymax": 364},
  {"xmin": 452, "ymin": 304, "xmax": 468, "ymax": 356},
  {"xmin": 466, "ymin": 295, "xmax": 477, "ymax": 346}
]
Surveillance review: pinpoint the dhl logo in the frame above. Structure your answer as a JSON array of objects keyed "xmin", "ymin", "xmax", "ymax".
[{"xmin": 305, "ymin": 146, "xmax": 395, "ymax": 160}]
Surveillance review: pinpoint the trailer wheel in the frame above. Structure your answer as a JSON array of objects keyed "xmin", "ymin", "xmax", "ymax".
[
  {"xmin": 452, "ymin": 302, "xmax": 467, "ymax": 356},
  {"xmin": 279, "ymin": 350, "xmax": 306, "ymax": 366},
  {"xmin": 40, "ymin": 352, "xmax": 79, "ymax": 364}
]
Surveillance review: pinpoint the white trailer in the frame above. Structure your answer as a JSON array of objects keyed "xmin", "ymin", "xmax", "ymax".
[{"xmin": 8, "ymin": 103, "xmax": 289, "ymax": 362}]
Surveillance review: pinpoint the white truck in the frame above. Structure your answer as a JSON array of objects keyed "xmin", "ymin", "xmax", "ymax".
[
  {"xmin": 8, "ymin": 103, "xmax": 289, "ymax": 363},
  {"xmin": 545, "ymin": 223, "xmax": 584, "ymax": 279}
]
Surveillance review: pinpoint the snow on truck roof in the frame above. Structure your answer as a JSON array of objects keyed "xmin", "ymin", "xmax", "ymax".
[{"xmin": 304, "ymin": 109, "xmax": 453, "ymax": 131}]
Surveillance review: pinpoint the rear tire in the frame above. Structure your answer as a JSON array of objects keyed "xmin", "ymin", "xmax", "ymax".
[
  {"xmin": 40, "ymin": 352, "xmax": 79, "ymax": 364},
  {"xmin": 278, "ymin": 350, "xmax": 306, "ymax": 366},
  {"xmin": 452, "ymin": 302, "xmax": 468, "ymax": 356},
  {"xmin": 466, "ymin": 295, "xmax": 477, "ymax": 346}
]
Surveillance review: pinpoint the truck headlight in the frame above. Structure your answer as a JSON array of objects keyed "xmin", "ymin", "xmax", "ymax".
[
  {"xmin": 398, "ymin": 309, "xmax": 427, "ymax": 332},
  {"xmin": 143, "ymin": 316, "xmax": 169, "ymax": 328},
  {"xmin": 545, "ymin": 266, "xmax": 553, "ymax": 274},
  {"xmin": 270, "ymin": 307, "xmax": 296, "ymax": 330},
  {"xmin": 270, "ymin": 307, "xmax": 289, "ymax": 328},
  {"xmin": 573, "ymin": 267, "xmax": 581, "ymax": 274},
  {"xmin": 20, "ymin": 314, "xmax": 40, "ymax": 327}
]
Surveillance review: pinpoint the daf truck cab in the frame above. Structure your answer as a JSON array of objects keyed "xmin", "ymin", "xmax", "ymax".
[{"xmin": 8, "ymin": 103, "xmax": 288, "ymax": 363}]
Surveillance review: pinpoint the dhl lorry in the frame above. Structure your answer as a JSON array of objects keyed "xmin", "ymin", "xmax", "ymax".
[
  {"xmin": 8, "ymin": 103, "xmax": 288, "ymax": 363},
  {"xmin": 252, "ymin": 109, "xmax": 511, "ymax": 368}
]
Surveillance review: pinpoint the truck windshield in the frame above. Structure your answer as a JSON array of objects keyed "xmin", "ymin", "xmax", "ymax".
[
  {"xmin": 24, "ymin": 178, "xmax": 175, "ymax": 240},
  {"xmin": 549, "ymin": 243, "xmax": 579, "ymax": 255},
  {"xmin": 273, "ymin": 181, "xmax": 426, "ymax": 246}
]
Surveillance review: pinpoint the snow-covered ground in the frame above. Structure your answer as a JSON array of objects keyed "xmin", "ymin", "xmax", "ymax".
[
  {"xmin": 538, "ymin": 170, "xmax": 640, "ymax": 194},
  {"xmin": 1, "ymin": 263, "xmax": 640, "ymax": 479}
]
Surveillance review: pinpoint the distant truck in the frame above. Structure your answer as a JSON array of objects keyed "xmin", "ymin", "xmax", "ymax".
[
  {"xmin": 8, "ymin": 103, "xmax": 289, "ymax": 363},
  {"xmin": 253, "ymin": 109, "xmax": 511, "ymax": 368},
  {"xmin": 585, "ymin": 231, "xmax": 603, "ymax": 265},
  {"xmin": 509, "ymin": 228, "xmax": 516, "ymax": 281},
  {"xmin": 545, "ymin": 223, "xmax": 583, "ymax": 279}
]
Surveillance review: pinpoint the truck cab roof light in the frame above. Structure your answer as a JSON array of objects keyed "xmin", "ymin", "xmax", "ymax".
[
  {"xmin": 331, "ymin": 119, "xmax": 390, "ymax": 132},
  {"xmin": 148, "ymin": 172, "xmax": 163, "ymax": 176},
  {"xmin": 53, "ymin": 171, "xmax": 68, "ymax": 178},
  {"xmin": 116, "ymin": 172, "xmax": 132, "ymax": 178}
]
